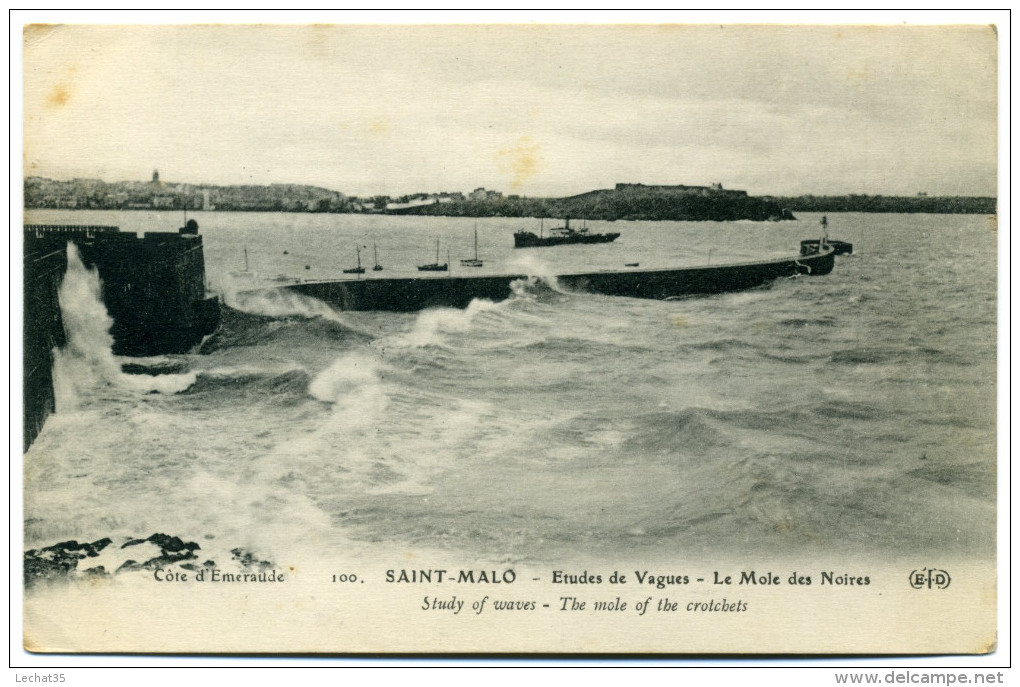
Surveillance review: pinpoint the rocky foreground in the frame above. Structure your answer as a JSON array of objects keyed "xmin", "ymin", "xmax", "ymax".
[{"xmin": 24, "ymin": 533, "xmax": 274, "ymax": 588}]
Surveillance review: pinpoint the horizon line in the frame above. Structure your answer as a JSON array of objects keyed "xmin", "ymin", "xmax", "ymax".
[{"xmin": 22, "ymin": 175, "xmax": 998, "ymax": 200}]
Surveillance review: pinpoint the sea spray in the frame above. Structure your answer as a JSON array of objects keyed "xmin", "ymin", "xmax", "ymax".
[
  {"xmin": 54, "ymin": 244, "xmax": 120, "ymax": 399},
  {"xmin": 303, "ymin": 351, "xmax": 431, "ymax": 494},
  {"xmin": 180, "ymin": 466, "xmax": 336, "ymax": 566},
  {"xmin": 52, "ymin": 243, "xmax": 196, "ymax": 409},
  {"xmin": 397, "ymin": 298, "xmax": 502, "ymax": 349},
  {"xmin": 506, "ymin": 253, "xmax": 571, "ymax": 294},
  {"xmin": 224, "ymin": 282, "xmax": 366, "ymax": 330},
  {"xmin": 308, "ymin": 352, "xmax": 389, "ymax": 429}
]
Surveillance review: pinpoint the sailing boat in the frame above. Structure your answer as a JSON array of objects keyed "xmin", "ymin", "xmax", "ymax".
[
  {"xmin": 372, "ymin": 243, "xmax": 383, "ymax": 271},
  {"xmin": 343, "ymin": 246, "xmax": 366, "ymax": 274},
  {"xmin": 460, "ymin": 226, "xmax": 483, "ymax": 267},
  {"xmin": 418, "ymin": 239, "xmax": 448, "ymax": 271},
  {"xmin": 230, "ymin": 245, "xmax": 258, "ymax": 280}
]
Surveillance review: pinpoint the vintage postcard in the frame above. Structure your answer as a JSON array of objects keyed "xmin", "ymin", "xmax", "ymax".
[{"xmin": 18, "ymin": 20, "xmax": 1000, "ymax": 657}]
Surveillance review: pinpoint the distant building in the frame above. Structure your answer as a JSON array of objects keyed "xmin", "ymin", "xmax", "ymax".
[
  {"xmin": 203, "ymin": 189, "xmax": 214, "ymax": 210},
  {"xmin": 469, "ymin": 187, "xmax": 503, "ymax": 201},
  {"xmin": 615, "ymin": 182, "xmax": 748, "ymax": 198},
  {"xmin": 386, "ymin": 197, "xmax": 437, "ymax": 211},
  {"xmin": 153, "ymin": 196, "xmax": 175, "ymax": 208},
  {"xmin": 152, "ymin": 169, "xmax": 160, "ymax": 184}
]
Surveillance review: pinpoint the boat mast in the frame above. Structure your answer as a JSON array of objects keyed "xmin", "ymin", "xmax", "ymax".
[{"xmin": 244, "ymin": 246, "xmax": 249, "ymax": 272}]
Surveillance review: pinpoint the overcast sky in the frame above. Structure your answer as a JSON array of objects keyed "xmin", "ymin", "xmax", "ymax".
[{"xmin": 22, "ymin": 23, "xmax": 998, "ymax": 197}]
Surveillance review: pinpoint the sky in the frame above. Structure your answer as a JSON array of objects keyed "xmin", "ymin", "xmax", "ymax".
[{"xmin": 21, "ymin": 21, "xmax": 999, "ymax": 198}]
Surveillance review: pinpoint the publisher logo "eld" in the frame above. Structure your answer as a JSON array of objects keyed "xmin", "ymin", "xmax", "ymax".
[{"xmin": 909, "ymin": 568, "xmax": 951, "ymax": 590}]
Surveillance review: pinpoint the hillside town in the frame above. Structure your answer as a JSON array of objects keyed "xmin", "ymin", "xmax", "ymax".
[
  {"xmin": 24, "ymin": 172, "xmax": 995, "ymax": 218},
  {"xmin": 24, "ymin": 171, "xmax": 478, "ymax": 214}
]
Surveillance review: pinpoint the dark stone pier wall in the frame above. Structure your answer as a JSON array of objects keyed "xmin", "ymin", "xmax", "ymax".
[
  {"xmin": 22, "ymin": 225, "xmax": 220, "ymax": 451},
  {"xmin": 23, "ymin": 236, "xmax": 69, "ymax": 451}
]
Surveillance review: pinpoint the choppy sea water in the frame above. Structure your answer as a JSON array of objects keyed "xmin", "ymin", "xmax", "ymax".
[{"xmin": 22, "ymin": 210, "xmax": 997, "ymax": 570}]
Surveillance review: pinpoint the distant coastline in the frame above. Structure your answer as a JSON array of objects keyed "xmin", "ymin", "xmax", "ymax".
[
  {"xmin": 765, "ymin": 194, "xmax": 995, "ymax": 215},
  {"xmin": 24, "ymin": 176, "xmax": 995, "ymax": 218}
]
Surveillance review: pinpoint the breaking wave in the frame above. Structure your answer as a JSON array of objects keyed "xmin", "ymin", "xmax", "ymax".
[{"xmin": 52, "ymin": 244, "xmax": 197, "ymax": 409}]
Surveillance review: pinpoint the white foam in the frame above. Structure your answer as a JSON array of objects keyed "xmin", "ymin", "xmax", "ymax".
[
  {"xmin": 309, "ymin": 353, "xmax": 382, "ymax": 402},
  {"xmin": 201, "ymin": 363, "xmax": 304, "ymax": 380},
  {"xmin": 397, "ymin": 298, "xmax": 501, "ymax": 349},
  {"xmin": 225, "ymin": 285, "xmax": 346, "ymax": 324},
  {"xmin": 505, "ymin": 253, "xmax": 571, "ymax": 293},
  {"xmin": 308, "ymin": 352, "xmax": 390, "ymax": 433},
  {"xmin": 181, "ymin": 467, "xmax": 337, "ymax": 564},
  {"xmin": 52, "ymin": 244, "xmax": 197, "ymax": 409}
]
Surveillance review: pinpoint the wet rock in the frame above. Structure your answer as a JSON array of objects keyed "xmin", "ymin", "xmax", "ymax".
[
  {"xmin": 147, "ymin": 533, "xmax": 200, "ymax": 553},
  {"xmin": 42, "ymin": 539, "xmax": 95, "ymax": 558},
  {"xmin": 133, "ymin": 533, "xmax": 201, "ymax": 569},
  {"xmin": 116, "ymin": 560, "xmax": 142, "ymax": 574},
  {"xmin": 230, "ymin": 547, "xmax": 274, "ymax": 571},
  {"xmin": 28, "ymin": 533, "xmax": 222, "ymax": 586},
  {"xmin": 25, "ymin": 537, "xmax": 119, "ymax": 586},
  {"xmin": 121, "ymin": 361, "xmax": 189, "ymax": 376},
  {"xmin": 141, "ymin": 551, "xmax": 197, "ymax": 570},
  {"xmin": 24, "ymin": 552, "xmax": 76, "ymax": 586},
  {"xmin": 43, "ymin": 539, "xmax": 82, "ymax": 551}
]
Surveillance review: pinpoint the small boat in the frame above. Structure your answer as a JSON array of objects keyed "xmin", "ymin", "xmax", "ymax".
[
  {"xmin": 343, "ymin": 246, "xmax": 366, "ymax": 274},
  {"xmin": 625, "ymin": 262, "xmax": 640, "ymax": 267},
  {"xmin": 513, "ymin": 217, "xmax": 620, "ymax": 248},
  {"xmin": 418, "ymin": 239, "xmax": 448, "ymax": 272},
  {"xmin": 372, "ymin": 243, "xmax": 383, "ymax": 271},
  {"xmin": 460, "ymin": 226, "xmax": 483, "ymax": 267},
  {"xmin": 230, "ymin": 246, "xmax": 259, "ymax": 281}
]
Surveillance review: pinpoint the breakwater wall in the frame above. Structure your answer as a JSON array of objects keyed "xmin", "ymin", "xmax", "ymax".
[
  {"xmin": 23, "ymin": 224, "xmax": 219, "ymax": 450},
  {"xmin": 281, "ymin": 247, "xmax": 836, "ymax": 313}
]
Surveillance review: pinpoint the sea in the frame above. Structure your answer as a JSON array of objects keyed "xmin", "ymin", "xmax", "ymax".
[{"xmin": 21, "ymin": 210, "xmax": 998, "ymax": 574}]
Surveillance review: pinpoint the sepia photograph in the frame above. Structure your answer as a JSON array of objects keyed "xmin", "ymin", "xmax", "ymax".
[{"xmin": 15, "ymin": 14, "xmax": 1004, "ymax": 663}]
